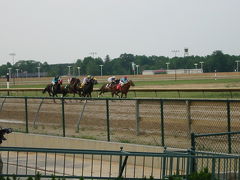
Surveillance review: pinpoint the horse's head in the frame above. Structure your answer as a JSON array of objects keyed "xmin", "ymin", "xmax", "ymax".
[
  {"xmin": 91, "ymin": 78, "xmax": 98, "ymax": 85},
  {"xmin": 128, "ymin": 80, "xmax": 135, "ymax": 86}
]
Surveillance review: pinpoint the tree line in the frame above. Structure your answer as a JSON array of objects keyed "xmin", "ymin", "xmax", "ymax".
[{"xmin": 0, "ymin": 50, "xmax": 239, "ymax": 77}]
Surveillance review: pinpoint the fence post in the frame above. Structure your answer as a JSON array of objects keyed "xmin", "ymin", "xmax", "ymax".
[
  {"xmin": 135, "ymin": 99, "xmax": 140, "ymax": 136},
  {"xmin": 106, "ymin": 99, "xmax": 110, "ymax": 141},
  {"xmin": 212, "ymin": 158, "xmax": 216, "ymax": 180},
  {"xmin": 24, "ymin": 97, "xmax": 29, "ymax": 133},
  {"xmin": 160, "ymin": 99, "xmax": 165, "ymax": 147},
  {"xmin": 227, "ymin": 101, "xmax": 232, "ymax": 154},
  {"xmin": 61, "ymin": 98, "xmax": 65, "ymax": 137},
  {"xmin": 190, "ymin": 133, "xmax": 196, "ymax": 173},
  {"xmin": 186, "ymin": 100, "xmax": 192, "ymax": 138}
]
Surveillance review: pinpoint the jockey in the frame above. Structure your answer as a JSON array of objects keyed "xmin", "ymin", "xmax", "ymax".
[
  {"xmin": 81, "ymin": 75, "xmax": 91, "ymax": 87},
  {"xmin": 107, "ymin": 76, "xmax": 116, "ymax": 88},
  {"xmin": 51, "ymin": 76, "xmax": 62, "ymax": 90},
  {"xmin": 119, "ymin": 76, "xmax": 128, "ymax": 86},
  {"xmin": 52, "ymin": 76, "xmax": 62, "ymax": 85}
]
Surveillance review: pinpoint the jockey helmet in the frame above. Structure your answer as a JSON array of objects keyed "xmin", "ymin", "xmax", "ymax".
[
  {"xmin": 87, "ymin": 75, "xmax": 91, "ymax": 78},
  {"xmin": 112, "ymin": 76, "xmax": 115, "ymax": 78},
  {"xmin": 124, "ymin": 76, "xmax": 127, "ymax": 79}
]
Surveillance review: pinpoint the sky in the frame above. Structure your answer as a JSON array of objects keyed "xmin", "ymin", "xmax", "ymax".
[{"xmin": 0, "ymin": 0, "xmax": 240, "ymax": 65}]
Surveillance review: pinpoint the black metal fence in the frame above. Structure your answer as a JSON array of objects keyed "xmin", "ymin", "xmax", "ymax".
[
  {"xmin": 0, "ymin": 146, "xmax": 239, "ymax": 179},
  {"xmin": 1, "ymin": 96, "xmax": 240, "ymax": 149},
  {"xmin": 191, "ymin": 131, "xmax": 240, "ymax": 154}
]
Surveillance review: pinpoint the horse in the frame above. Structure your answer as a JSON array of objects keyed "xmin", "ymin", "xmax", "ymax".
[
  {"xmin": 115, "ymin": 80, "xmax": 135, "ymax": 98},
  {"xmin": 42, "ymin": 83, "xmax": 69, "ymax": 102},
  {"xmin": 67, "ymin": 77, "xmax": 82, "ymax": 97},
  {"xmin": 42, "ymin": 84, "xmax": 53, "ymax": 97},
  {"xmin": 98, "ymin": 79, "xmax": 120, "ymax": 97},
  {"xmin": 82, "ymin": 78, "xmax": 98, "ymax": 97}
]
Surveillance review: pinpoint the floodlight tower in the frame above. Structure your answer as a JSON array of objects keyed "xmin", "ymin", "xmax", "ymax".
[
  {"xmin": 171, "ymin": 50, "xmax": 180, "ymax": 57},
  {"xmin": 9, "ymin": 53, "xmax": 16, "ymax": 65},
  {"xmin": 90, "ymin": 52, "xmax": 97, "ymax": 58}
]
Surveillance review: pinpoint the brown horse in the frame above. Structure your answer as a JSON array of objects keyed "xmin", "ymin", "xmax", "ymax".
[
  {"xmin": 98, "ymin": 79, "xmax": 120, "ymax": 97},
  {"xmin": 115, "ymin": 80, "xmax": 135, "ymax": 98},
  {"xmin": 67, "ymin": 77, "xmax": 82, "ymax": 97}
]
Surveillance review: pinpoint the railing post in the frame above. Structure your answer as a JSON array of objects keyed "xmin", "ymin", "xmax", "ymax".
[
  {"xmin": 160, "ymin": 99, "xmax": 165, "ymax": 146},
  {"xmin": 61, "ymin": 98, "xmax": 65, "ymax": 137},
  {"xmin": 227, "ymin": 101, "xmax": 232, "ymax": 153},
  {"xmin": 190, "ymin": 133, "xmax": 196, "ymax": 173},
  {"xmin": 186, "ymin": 100, "xmax": 192, "ymax": 138},
  {"xmin": 135, "ymin": 99, "xmax": 140, "ymax": 136},
  {"xmin": 106, "ymin": 99, "xmax": 110, "ymax": 141},
  {"xmin": 211, "ymin": 158, "xmax": 216, "ymax": 180},
  {"xmin": 24, "ymin": 97, "xmax": 29, "ymax": 133}
]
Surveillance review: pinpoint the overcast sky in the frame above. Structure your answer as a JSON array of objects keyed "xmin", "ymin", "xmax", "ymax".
[{"xmin": 0, "ymin": 0, "xmax": 239, "ymax": 65}]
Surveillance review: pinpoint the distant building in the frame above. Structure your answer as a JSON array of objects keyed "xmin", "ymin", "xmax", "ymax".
[
  {"xmin": 142, "ymin": 69, "xmax": 202, "ymax": 75},
  {"xmin": 142, "ymin": 69, "xmax": 166, "ymax": 75}
]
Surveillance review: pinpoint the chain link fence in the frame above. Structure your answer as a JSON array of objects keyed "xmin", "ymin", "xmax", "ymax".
[{"xmin": 1, "ymin": 97, "xmax": 240, "ymax": 150}]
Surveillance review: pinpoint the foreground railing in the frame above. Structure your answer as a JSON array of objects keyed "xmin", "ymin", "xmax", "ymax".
[{"xmin": 0, "ymin": 146, "xmax": 239, "ymax": 179}]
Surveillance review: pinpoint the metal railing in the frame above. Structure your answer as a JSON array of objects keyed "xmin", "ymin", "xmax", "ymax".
[
  {"xmin": 1, "ymin": 87, "xmax": 240, "ymax": 98},
  {"xmin": 0, "ymin": 146, "xmax": 239, "ymax": 179}
]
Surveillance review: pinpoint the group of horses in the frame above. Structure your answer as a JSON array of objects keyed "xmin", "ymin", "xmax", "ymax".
[
  {"xmin": 42, "ymin": 77, "xmax": 135, "ymax": 99},
  {"xmin": 42, "ymin": 77, "xmax": 98, "ymax": 98}
]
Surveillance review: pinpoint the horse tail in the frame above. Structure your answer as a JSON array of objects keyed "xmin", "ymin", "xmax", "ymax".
[{"xmin": 42, "ymin": 87, "xmax": 47, "ymax": 94}]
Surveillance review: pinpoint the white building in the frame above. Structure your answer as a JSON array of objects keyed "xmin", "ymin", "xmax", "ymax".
[{"xmin": 142, "ymin": 69, "xmax": 202, "ymax": 75}]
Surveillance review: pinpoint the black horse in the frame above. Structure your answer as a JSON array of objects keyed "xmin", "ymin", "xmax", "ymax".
[
  {"xmin": 82, "ymin": 78, "xmax": 98, "ymax": 97},
  {"xmin": 42, "ymin": 83, "xmax": 68, "ymax": 98}
]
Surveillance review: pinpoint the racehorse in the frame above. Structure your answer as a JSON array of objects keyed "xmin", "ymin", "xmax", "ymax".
[
  {"xmin": 98, "ymin": 79, "xmax": 120, "ymax": 97},
  {"xmin": 42, "ymin": 83, "xmax": 68, "ymax": 99},
  {"xmin": 115, "ymin": 80, "xmax": 135, "ymax": 98},
  {"xmin": 67, "ymin": 77, "xmax": 82, "ymax": 97},
  {"xmin": 82, "ymin": 78, "xmax": 98, "ymax": 97},
  {"xmin": 42, "ymin": 84, "xmax": 53, "ymax": 97}
]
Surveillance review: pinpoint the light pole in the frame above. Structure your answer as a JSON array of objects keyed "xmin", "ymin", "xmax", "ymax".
[
  {"xmin": 166, "ymin": 62, "xmax": 170, "ymax": 70},
  {"xmin": 199, "ymin": 62, "xmax": 204, "ymax": 71},
  {"xmin": 9, "ymin": 53, "xmax": 16, "ymax": 65},
  {"xmin": 16, "ymin": 69, "xmax": 19, "ymax": 78},
  {"xmin": 99, "ymin": 65, "xmax": 103, "ymax": 76},
  {"xmin": 136, "ymin": 65, "xmax": 139, "ymax": 75},
  {"xmin": 194, "ymin": 63, "xmax": 198, "ymax": 69},
  {"xmin": 77, "ymin": 67, "xmax": 80, "ymax": 76},
  {"xmin": 67, "ymin": 66, "xmax": 71, "ymax": 76},
  {"xmin": 37, "ymin": 66, "xmax": 40, "ymax": 78},
  {"xmin": 8, "ymin": 68, "xmax": 12, "ymax": 78},
  {"xmin": 235, "ymin": 60, "xmax": 240, "ymax": 72}
]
